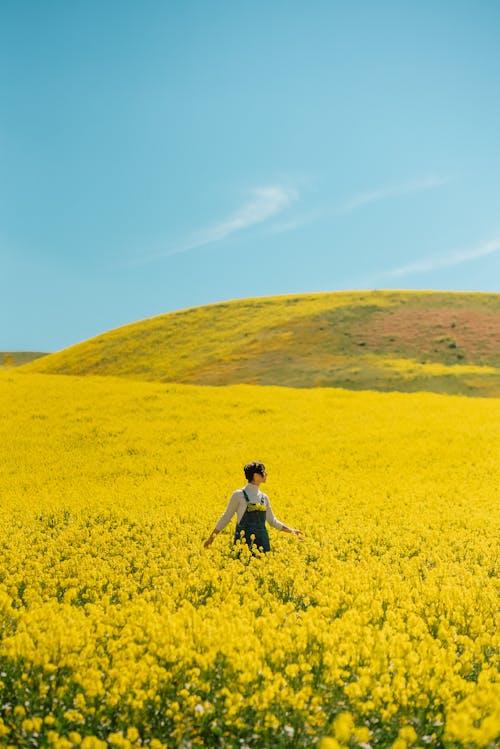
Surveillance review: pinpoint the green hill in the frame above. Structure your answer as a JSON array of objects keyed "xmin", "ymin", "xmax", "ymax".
[{"xmin": 22, "ymin": 290, "xmax": 500, "ymax": 397}]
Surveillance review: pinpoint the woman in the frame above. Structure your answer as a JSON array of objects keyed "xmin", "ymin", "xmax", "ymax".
[{"xmin": 204, "ymin": 461, "xmax": 303, "ymax": 552}]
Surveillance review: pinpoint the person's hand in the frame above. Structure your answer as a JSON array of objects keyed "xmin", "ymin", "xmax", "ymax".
[
  {"xmin": 203, "ymin": 530, "xmax": 218, "ymax": 548},
  {"xmin": 292, "ymin": 528, "xmax": 305, "ymax": 541}
]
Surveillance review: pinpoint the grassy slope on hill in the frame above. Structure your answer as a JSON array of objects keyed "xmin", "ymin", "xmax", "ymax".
[{"xmin": 22, "ymin": 290, "xmax": 500, "ymax": 397}]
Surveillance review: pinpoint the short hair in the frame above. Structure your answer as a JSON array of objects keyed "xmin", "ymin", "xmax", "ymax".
[{"xmin": 244, "ymin": 461, "xmax": 266, "ymax": 482}]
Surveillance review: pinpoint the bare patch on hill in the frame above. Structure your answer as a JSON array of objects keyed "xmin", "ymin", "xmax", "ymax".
[{"xmin": 354, "ymin": 308, "xmax": 500, "ymax": 364}]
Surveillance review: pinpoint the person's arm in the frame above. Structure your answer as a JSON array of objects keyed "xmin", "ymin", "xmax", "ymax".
[
  {"xmin": 265, "ymin": 497, "xmax": 304, "ymax": 540},
  {"xmin": 203, "ymin": 491, "xmax": 240, "ymax": 548},
  {"xmin": 281, "ymin": 525, "xmax": 304, "ymax": 540}
]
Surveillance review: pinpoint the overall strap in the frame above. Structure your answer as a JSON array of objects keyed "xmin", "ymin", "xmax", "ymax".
[{"xmin": 243, "ymin": 488, "xmax": 264, "ymax": 506}]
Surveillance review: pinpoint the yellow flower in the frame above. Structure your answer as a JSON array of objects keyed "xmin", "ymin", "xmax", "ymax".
[
  {"xmin": 333, "ymin": 712, "xmax": 355, "ymax": 743},
  {"xmin": 391, "ymin": 740, "xmax": 408, "ymax": 749},
  {"xmin": 398, "ymin": 725, "xmax": 417, "ymax": 743},
  {"xmin": 126, "ymin": 726, "xmax": 140, "ymax": 742},
  {"xmin": 319, "ymin": 738, "xmax": 343, "ymax": 749},
  {"xmin": 80, "ymin": 738, "xmax": 107, "ymax": 749}
]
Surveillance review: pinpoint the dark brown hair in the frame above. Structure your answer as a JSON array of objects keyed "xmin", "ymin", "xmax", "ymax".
[{"xmin": 244, "ymin": 461, "xmax": 266, "ymax": 482}]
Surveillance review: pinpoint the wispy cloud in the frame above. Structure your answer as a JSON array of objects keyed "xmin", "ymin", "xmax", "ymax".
[
  {"xmin": 135, "ymin": 185, "xmax": 298, "ymax": 264},
  {"xmin": 338, "ymin": 174, "xmax": 452, "ymax": 213},
  {"xmin": 267, "ymin": 208, "xmax": 322, "ymax": 235},
  {"xmin": 380, "ymin": 238, "xmax": 500, "ymax": 280},
  {"xmin": 267, "ymin": 174, "xmax": 452, "ymax": 235}
]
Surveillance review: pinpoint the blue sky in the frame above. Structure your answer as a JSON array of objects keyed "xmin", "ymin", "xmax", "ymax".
[{"xmin": 2, "ymin": 0, "xmax": 500, "ymax": 351}]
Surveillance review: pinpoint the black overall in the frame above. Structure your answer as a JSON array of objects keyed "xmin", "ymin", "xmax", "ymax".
[{"xmin": 234, "ymin": 489, "xmax": 270, "ymax": 553}]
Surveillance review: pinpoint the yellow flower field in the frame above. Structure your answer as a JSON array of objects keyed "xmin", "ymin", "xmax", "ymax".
[{"xmin": 0, "ymin": 372, "xmax": 499, "ymax": 748}]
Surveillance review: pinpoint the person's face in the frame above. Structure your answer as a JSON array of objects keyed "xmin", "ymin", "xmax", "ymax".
[{"xmin": 252, "ymin": 469, "xmax": 267, "ymax": 485}]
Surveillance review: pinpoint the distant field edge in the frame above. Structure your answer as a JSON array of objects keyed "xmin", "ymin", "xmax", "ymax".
[{"xmin": 1, "ymin": 351, "xmax": 48, "ymax": 368}]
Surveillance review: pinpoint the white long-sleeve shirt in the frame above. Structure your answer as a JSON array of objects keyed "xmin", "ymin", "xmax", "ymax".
[{"xmin": 215, "ymin": 483, "xmax": 285, "ymax": 532}]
